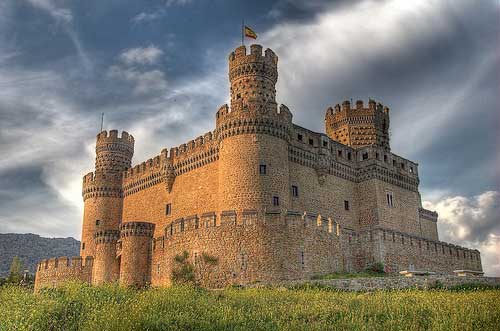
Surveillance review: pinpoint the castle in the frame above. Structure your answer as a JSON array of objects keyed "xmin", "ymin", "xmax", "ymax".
[{"xmin": 35, "ymin": 44, "xmax": 482, "ymax": 290}]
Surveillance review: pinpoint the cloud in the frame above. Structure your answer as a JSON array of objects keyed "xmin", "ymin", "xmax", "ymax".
[
  {"xmin": 131, "ymin": 9, "xmax": 166, "ymax": 24},
  {"xmin": 26, "ymin": 0, "xmax": 73, "ymax": 23},
  {"xmin": 119, "ymin": 45, "xmax": 164, "ymax": 66},
  {"xmin": 423, "ymin": 191, "xmax": 500, "ymax": 276},
  {"xmin": 107, "ymin": 65, "xmax": 168, "ymax": 95}
]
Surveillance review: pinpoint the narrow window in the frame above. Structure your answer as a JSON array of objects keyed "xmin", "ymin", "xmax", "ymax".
[
  {"xmin": 292, "ymin": 185, "xmax": 299, "ymax": 197},
  {"xmin": 338, "ymin": 150, "xmax": 343, "ymax": 157},
  {"xmin": 322, "ymin": 141, "xmax": 328, "ymax": 147},
  {"xmin": 386, "ymin": 192, "xmax": 394, "ymax": 207},
  {"xmin": 308, "ymin": 138, "xmax": 314, "ymax": 146},
  {"xmin": 362, "ymin": 152, "xmax": 368, "ymax": 160},
  {"xmin": 297, "ymin": 134, "xmax": 303, "ymax": 141},
  {"xmin": 347, "ymin": 152, "xmax": 352, "ymax": 160},
  {"xmin": 393, "ymin": 160, "xmax": 397, "ymax": 167},
  {"xmin": 165, "ymin": 203, "xmax": 171, "ymax": 215},
  {"xmin": 95, "ymin": 220, "xmax": 101, "ymax": 226},
  {"xmin": 157, "ymin": 264, "xmax": 160, "ymax": 274},
  {"xmin": 344, "ymin": 200, "xmax": 350, "ymax": 211},
  {"xmin": 300, "ymin": 251, "xmax": 305, "ymax": 269},
  {"xmin": 180, "ymin": 219, "xmax": 184, "ymax": 232},
  {"xmin": 384, "ymin": 154, "xmax": 388, "ymax": 162},
  {"xmin": 259, "ymin": 164, "xmax": 267, "ymax": 175},
  {"xmin": 376, "ymin": 152, "xmax": 379, "ymax": 160},
  {"xmin": 273, "ymin": 196, "xmax": 280, "ymax": 206},
  {"xmin": 81, "ymin": 242, "xmax": 85, "ymax": 250},
  {"xmin": 401, "ymin": 163, "xmax": 405, "ymax": 170},
  {"xmin": 409, "ymin": 166, "xmax": 414, "ymax": 173}
]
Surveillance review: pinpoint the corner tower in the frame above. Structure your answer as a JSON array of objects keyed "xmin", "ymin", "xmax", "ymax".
[
  {"xmin": 81, "ymin": 130, "xmax": 134, "ymax": 258},
  {"xmin": 325, "ymin": 99, "xmax": 390, "ymax": 150},
  {"xmin": 216, "ymin": 44, "xmax": 292, "ymax": 214}
]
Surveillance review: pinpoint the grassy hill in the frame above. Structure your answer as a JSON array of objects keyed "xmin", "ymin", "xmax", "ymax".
[
  {"xmin": 0, "ymin": 233, "xmax": 80, "ymax": 277},
  {"xmin": 1, "ymin": 283, "xmax": 499, "ymax": 330}
]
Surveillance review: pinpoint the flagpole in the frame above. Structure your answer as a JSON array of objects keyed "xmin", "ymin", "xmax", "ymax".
[{"xmin": 241, "ymin": 19, "xmax": 244, "ymax": 46}]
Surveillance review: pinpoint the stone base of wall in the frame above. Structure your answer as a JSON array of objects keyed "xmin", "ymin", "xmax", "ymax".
[{"xmin": 255, "ymin": 275, "xmax": 500, "ymax": 291}]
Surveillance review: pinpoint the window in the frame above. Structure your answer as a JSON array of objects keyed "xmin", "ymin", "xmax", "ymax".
[
  {"xmin": 409, "ymin": 166, "xmax": 414, "ymax": 173},
  {"xmin": 95, "ymin": 220, "xmax": 101, "ymax": 226},
  {"xmin": 393, "ymin": 160, "xmax": 397, "ymax": 167},
  {"xmin": 401, "ymin": 163, "xmax": 405, "ymax": 170},
  {"xmin": 81, "ymin": 242, "xmax": 85, "ymax": 250},
  {"xmin": 386, "ymin": 192, "xmax": 394, "ymax": 207},
  {"xmin": 297, "ymin": 134, "xmax": 303, "ymax": 141},
  {"xmin": 347, "ymin": 152, "xmax": 352, "ymax": 161},
  {"xmin": 157, "ymin": 264, "xmax": 160, "ymax": 274},
  {"xmin": 165, "ymin": 203, "xmax": 171, "ymax": 215},
  {"xmin": 259, "ymin": 164, "xmax": 267, "ymax": 175},
  {"xmin": 384, "ymin": 154, "xmax": 388, "ymax": 162},
  {"xmin": 322, "ymin": 141, "xmax": 328, "ymax": 147},
  {"xmin": 344, "ymin": 200, "xmax": 350, "ymax": 211},
  {"xmin": 300, "ymin": 251, "xmax": 305, "ymax": 269},
  {"xmin": 308, "ymin": 138, "xmax": 314, "ymax": 146},
  {"xmin": 338, "ymin": 150, "xmax": 342, "ymax": 157},
  {"xmin": 292, "ymin": 185, "xmax": 299, "ymax": 197},
  {"xmin": 376, "ymin": 152, "xmax": 379, "ymax": 160},
  {"xmin": 362, "ymin": 152, "xmax": 368, "ymax": 160},
  {"xmin": 273, "ymin": 196, "xmax": 280, "ymax": 206}
]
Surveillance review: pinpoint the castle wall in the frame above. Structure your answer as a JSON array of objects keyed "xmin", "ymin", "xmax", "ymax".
[
  {"xmin": 34, "ymin": 257, "xmax": 93, "ymax": 292},
  {"xmin": 151, "ymin": 211, "xmax": 349, "ymax": 288},
  {"xmin": 357, "ymin": 229, "xmax": 482, "ymax": 272}
]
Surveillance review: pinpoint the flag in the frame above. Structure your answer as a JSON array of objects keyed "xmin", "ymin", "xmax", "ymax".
[{"xmin": 244, "ymin": 26, "xmax": 257, "ymax": 39}]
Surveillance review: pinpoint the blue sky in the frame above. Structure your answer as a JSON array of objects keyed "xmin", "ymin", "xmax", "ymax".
[{"xmin": 0, "ymin": 0, "xmax": 498, "ymax": 275}]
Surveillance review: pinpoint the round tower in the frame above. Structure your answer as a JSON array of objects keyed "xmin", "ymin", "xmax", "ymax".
[
  {"xmin": 92, "ymin": 229, "xmax": 120, "ymax": 285},
  {"xmin": 325, "ymin": 99, "xmax": 390, "ymax": 150},
  {"xmin": 81, "ymin": 130, "xmax": 134, "ymax": 258},
  {"xmin": 119, "ymin": 222, "xmax": 155, "ymax": 287},
  {"xmin": 216, "ymin": 44, "xmax": 292, "ymax": 214}
]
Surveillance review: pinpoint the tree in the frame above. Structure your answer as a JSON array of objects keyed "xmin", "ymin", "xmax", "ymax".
[{"xmin": 7, "ymin": 256, "xmax": 23, "ymax": 284}]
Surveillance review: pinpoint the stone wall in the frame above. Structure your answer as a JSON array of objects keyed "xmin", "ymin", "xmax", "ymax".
[
  {"xmin": 257, "ymin": 275, "xmax": 500, "ymax": 291},
  {"xmin": 34, "ymin": 256, "xmax": 93, "ymax": 292}
]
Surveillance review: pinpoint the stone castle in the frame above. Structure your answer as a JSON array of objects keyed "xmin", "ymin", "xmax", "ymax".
[{"xmin": 35, "ymin": 44, "xmax": 482, "ymax": 290}]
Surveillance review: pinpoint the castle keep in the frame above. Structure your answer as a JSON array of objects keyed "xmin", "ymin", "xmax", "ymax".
[{"xmin": 35, "ymin": 44, "xmax": 482, "ymax": 290}]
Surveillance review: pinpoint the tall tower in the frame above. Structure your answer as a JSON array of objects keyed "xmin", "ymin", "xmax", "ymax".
[
  {"xmin": 325, "ymin": 99, "xmax": 390, "ymax": 150},
  {"xmin": 216, "ymin": 44, "xmax": 292, "ymax": 214},
  {"xmin": 81, "ymin": 130, "xmax": 134, "ymax": 259}
]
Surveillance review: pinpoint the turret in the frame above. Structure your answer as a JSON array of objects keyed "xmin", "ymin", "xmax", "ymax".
[
  {"xmin": 81, "ymin": 130, "xmax": 134, "ymax": 258},
  {"xmin": 119, "ymin": 222, "xmax": 155, "ymax": 287},
  {"xmin": 325, "ymin": 98, "xmax": 390, "ymax": 150},
  {"xmin": 216, "ymin": 45, "xmax": 291, "ymax": 215},
  {"xmin": 92, "ymin": 230, "xmax": 120, "ymax": 284}
]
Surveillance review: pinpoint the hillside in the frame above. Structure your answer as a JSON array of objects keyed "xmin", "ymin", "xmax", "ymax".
[{"xmin": 0, "ymin": 233, "xmax": 80, "ymax": 277}]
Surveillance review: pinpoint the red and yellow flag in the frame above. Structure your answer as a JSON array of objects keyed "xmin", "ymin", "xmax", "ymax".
[{"xmin": 244, "ymin": 26, "xmax": 257, "ymax": 39}]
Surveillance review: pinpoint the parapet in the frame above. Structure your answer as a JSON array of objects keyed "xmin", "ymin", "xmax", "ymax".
[
  {"xmin": 34, "ymin": 256, "xmax": 93, "ymax": 292},
  {"xmin": 96, "ymin": 130, "xmax": 135, "ymax": 145},
  {"xmin": 228, "ymin": 44, "xmax": 278, "ymax": 65},
  {"xmin": 120, "ymin": 221, "xmax": 155, "ymax": 238},
  {"xmin": 94, "ymin": 229, "xmax": 120, "ymax": 244},
  {"xmin": 326, "ymin": 99, "xmax": 390, "ymax": 116}
]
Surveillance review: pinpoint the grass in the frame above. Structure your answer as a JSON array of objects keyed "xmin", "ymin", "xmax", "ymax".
[
  {"xmin": 311, "ymin": 270, "xmax": 389, "ymax": 279},
  {"xmin": 0, "ymin": 282, "xmax": 499, "ymax": 330}
]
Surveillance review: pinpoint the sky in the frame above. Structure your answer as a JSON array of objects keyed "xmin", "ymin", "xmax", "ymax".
[{"xmin": 0, "ymin": 0, "xmax": 498, "ymax": 276}]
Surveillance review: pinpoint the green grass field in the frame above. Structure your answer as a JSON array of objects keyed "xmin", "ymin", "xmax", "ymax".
[{"xmin": 0, "ymin": 283, "xmax": 499, "ymax": 331}]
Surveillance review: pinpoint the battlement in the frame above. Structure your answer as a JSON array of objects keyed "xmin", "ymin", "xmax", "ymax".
[
  {"xmin": 120, "ymin": 221, "xmax": 155, "ymax": 237},
  {"xmin": 229, "ymin": 44, "xmax": 278, "ymax": 66},
  {"xmin": 34, "ymin": 256, "xmax": 94, "ymax": 292},
  {"xmin": 326, "ymin": 99, "xmax": 389, "ymax": 118},
  {"xmin": 96, "ymin": 130, "xmax": 135, "ymax": 144},
  {"xmin": 94, "ymin": 229, "xmax": 120, "ymax": 243},
  {"xmin": 419, "ymin": 208, "xmax": 438, "ymax": 222}
]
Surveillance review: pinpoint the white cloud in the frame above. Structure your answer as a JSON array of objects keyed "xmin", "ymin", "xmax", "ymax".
[
  {"xmin": 26, "ymin": 0, "xmax": 73, "ymax": 23},
  {"xmin": 131, "ymin": 10, "xmax": 166, "ymax": 24},
  {"xmin": 107, "ymin": 65, "xmax": 168, "ymax": 95},
  {"xmin": 423, "ymin": 191, "xmax": 500, "ymax": 277},
  {"xmin": 119, "ymin": 45, "xmax": 164, "ymax": 66}
]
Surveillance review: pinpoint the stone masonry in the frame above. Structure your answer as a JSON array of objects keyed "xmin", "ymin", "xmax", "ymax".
[{"xmin": 35, "ymin": 44, "xmax": 482, "ymax": 291}]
